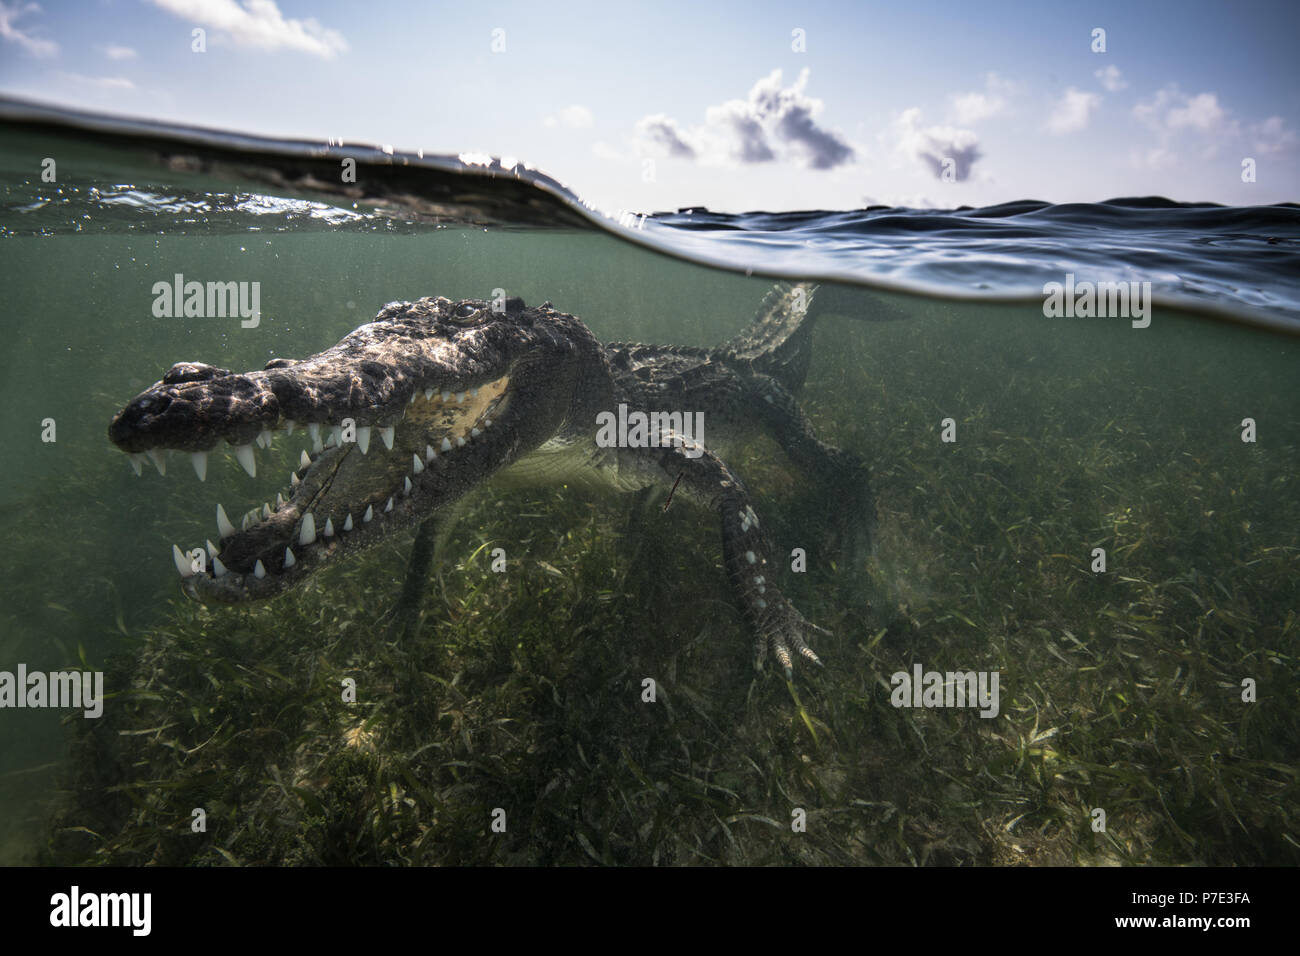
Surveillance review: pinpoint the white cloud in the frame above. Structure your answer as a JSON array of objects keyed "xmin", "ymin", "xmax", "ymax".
[
  {"xmin": 636, "ymin": 69, "xmax": 854, "ymax": 170},
  {"xmin": 1132, "ymin": 86, "xmax": 1174, "ymax": 130},
  {"xmin": 1250, "ymin": 116, "xmax": 1297, "ymax": 156},
  {"xmin": 1133, "ymin": 85, "xmax": 1233, "ymax": 136},
  {"xmin": 0, "ymin": 1, "xmax": 57, "ymax": 56},
  {"xmin": 1130, "ymin": 147, "xmax": 1176, "ymax": 170},
  {"xmin": 1047, "ymin": 87, "xmax": 1100, "ymax": 134},
  {"xmin": 951, "ymin": 91, "xmax": 1002, "ymax": 125},
  {"xmin": 949, "ymin": 72, "xmax": 1014, "ymax": 124},
  {"xmin": 1130, "ymin": 84, "xmax": 1293, "ymax": 164},
  {"xmin": 147, "ymin": 0, "xmax": 347, "ymax": 58},
  {"xmin": 1095, "ymin": 65, "xmax": 1127, "ymax": 92},
  {"xmin": 1167, "ymin": 92, "xmax": 1225, "ymax": 131},
  {"xmin": 888, "ymin": 107, "xmax": 982, "ymax": 181},
  {"xmin": 544, "ymin": 105, "xmax": 594, "ymax": 129},
  {"xmin": 101, "ymin": 43, "xmax": 137, "ymax": 60}
]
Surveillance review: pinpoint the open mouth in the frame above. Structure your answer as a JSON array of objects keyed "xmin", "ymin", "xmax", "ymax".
[{"xmin": 135, "ymin": 373, "xmax": 512, "ymax": 602}]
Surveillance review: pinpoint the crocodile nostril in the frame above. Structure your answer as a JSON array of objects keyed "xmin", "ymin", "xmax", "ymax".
[{"xmin": 162, "ymin": 362, "xmax": 232, "ymax": 385}]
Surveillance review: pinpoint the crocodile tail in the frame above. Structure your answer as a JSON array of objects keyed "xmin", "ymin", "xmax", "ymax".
[{"xmin": 719, "ymin": 282, "xmax": 819, "ymax": 392}]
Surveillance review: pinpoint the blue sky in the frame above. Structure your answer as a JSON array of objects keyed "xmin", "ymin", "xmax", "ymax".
[{"xmin": 2, "ymin": 0, "xmax": 1297, "ymax": 213}]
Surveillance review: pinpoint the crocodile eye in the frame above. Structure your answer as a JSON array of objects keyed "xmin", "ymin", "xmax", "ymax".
[{"xmin": 450, "ymin": 302, "xmax": 482, "ymax": 325}]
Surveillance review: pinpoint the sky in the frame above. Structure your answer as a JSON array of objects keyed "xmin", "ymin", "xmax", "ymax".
[{"xmin": 1, "ymin": 0, "xmax": 1297, "ymax": 214}]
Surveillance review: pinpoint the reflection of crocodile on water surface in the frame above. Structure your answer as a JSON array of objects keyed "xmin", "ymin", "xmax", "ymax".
[{"xmin": 108, "ymin": 283, "xmax": 876, "ymax": 678}]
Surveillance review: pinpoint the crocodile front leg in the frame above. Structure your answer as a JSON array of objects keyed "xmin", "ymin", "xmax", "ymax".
[{"xmin": 618, "ymin": 436, "xmax": 828, "ymax": 678}]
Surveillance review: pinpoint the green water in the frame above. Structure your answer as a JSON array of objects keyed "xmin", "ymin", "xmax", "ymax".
[{"xmin": 2, "ymin": 209, "xmax": 1298, "ymax": 865}]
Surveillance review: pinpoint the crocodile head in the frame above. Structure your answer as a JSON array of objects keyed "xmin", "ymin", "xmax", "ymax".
[{"xmin": 109, "ymin": 295, "xmax": 598, "ymax": 603}]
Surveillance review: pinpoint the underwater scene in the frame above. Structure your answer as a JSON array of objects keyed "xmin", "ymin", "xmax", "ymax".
[{"xmin": 1, "ymin": 98, "xmax": 1298, "ymax": 870}]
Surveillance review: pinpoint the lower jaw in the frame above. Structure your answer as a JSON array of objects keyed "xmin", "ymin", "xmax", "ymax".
[{"xmin": 171, "ymin": 386, "xmax": 514, "ymax": 596}]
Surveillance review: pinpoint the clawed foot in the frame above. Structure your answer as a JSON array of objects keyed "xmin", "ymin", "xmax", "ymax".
[{"xmin": 754, "ymin": 600, "xmax": 830, "ymax": 679}]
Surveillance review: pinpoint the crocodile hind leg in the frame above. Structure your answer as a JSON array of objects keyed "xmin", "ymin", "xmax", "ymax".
[
  {"xmin": 745, "ymin": 371, "xmax": 876, "ymax": 573},
  {"xmin": 618, "ymin": 437, "xmax": 829, "ymax": 678}
]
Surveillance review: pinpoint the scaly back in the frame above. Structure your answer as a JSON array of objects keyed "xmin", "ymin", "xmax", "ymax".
[{"xmin": 718, "ymin": 282, "xmax": 819, "ymax": 392}]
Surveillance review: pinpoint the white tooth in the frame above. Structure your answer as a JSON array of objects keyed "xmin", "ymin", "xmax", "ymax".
[
  {"xmin": 343, "ymin": 513, "xmax": 353, "ymax": 532},
  {"xmin": 242, "ymin": 513, "xmax": 252, "ymax": 531},
  {"xmin": 308, "ymin": 423, "xmax": 320, "ymax": 443},
  {"xmin": 313, "ymin": 436, "xmax": 323, "ymax": 453},
  {"xmin": 262, "ymin": 428, "xmax": 273, "ymax": 446},
  {"xmin": 253, "ymin": 560, "xmax": 266, "ymax": 579},
  {"xmin": 441, "ymin": 437, "xmax": 452, "ymax": 452},
  {"xmin": 173, "ymin": 545, "xmax": 194, "ymax": 578},
  {"xmin": 425, "ymin": 444, "xmax": 437, "ymax": 463},
  {"xmin": 403, "ymin": 476, "xmax": 412, "ymax": 495},
  {"xmin": 234, "ymin": 443, "xmax": 257, "ymax": 478},
  {"xmin": 456, "ymin": 436, "xmax": 466, "ymax": 447},
  {"xmin": 325, "ymin": 432, "xmax": 337, "ymax": 448},
  {"xmin": 300, "ymin": 449, "xmax": 311, "ymax": 470},
  {"xmin": 147, "ymin": 448, "xmax": 167, "ymax": 476},
  {"xmin": 471, "ymin": 427, "xmax": 481, "ymax": 438},
  {"xmin": 483, "ymin": 418, "xmax": 492, "ymax": 428},
  {"xmin": 263, "ymin": 502, "xmax": 272, "ymax": 520},
  {"xmin": 425, "ymin": 387, "xmax": 435, "ymax": 400},
  {"xmin": 191, "ymin": 451, "xmax": 208, "ymax": 481},
  {"xmin": 283, "ymin": 547, "xmax": 296, "ymax": 568},
  {"xmin": 384, "ymin": 497, "xmax": 393, "ymax": 513},
  {"xmin": 284, "ymin": 419, "xmax": 296, "ymax": 435},
  {"xmin": 330, "ymin": 425, "xmax": 342, "ymax": 446},
  {"xmin": 213, "ymin": 555, "xmax": 228, "ymax": 578},
  {"xmin": 408, "ymin": 391, "xmax": 417, "ymax": 404},
  {"xmin": 217, "ymin": 503, "xmax": 236, "ymax": 539},
  {"xmin": 299, "ymin": 512, "xmax": 316, "ymax": 546},
  {"xmin": 441, "ymin": 390, "xmax": 451, "ymax": 402},
  {"xmin": 127, "ymin": 453, "xmax": 144, "ymax": 477},
  {"xmin": 357, "ymin": 425, "xmax": 371, "ymax": 454},
  {"xmin": 275, "ymin": 492, "xmax": 285, "ymax": 509},
  {"xmin": 456, "ymin": 392, "xmax": 465, "ymax": 403},
  {"xmin": 363, "ymin": 505, "xmax": 373, "ymax": 523},
  {"xmin": 324, "ymin": 517, "xmax": 335, "ymax": 537},
  {"xmin": 206, "ymin": 539, "xmax": 219, "ymax": 559},
  {"xmin": 412, "ymin": 454, "xmax": 424, "ymax": 474},
  {"xmin": 291, "ymin": 472, "xmax": 301, "ymax": 487},
  {"xmin": 381, "ymin": 426, "xmax": 395, "ymax": 450}
]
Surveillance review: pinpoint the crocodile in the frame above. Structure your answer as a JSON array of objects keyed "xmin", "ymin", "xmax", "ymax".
[{"xmin": 108, "ymin": 283, "xmax": 875, "ymax": 677}]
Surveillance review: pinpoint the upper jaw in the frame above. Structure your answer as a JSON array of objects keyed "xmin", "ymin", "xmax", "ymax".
[{"xmin": 108, "ymin": 350, "xmax": 509, "ymax": 464}]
